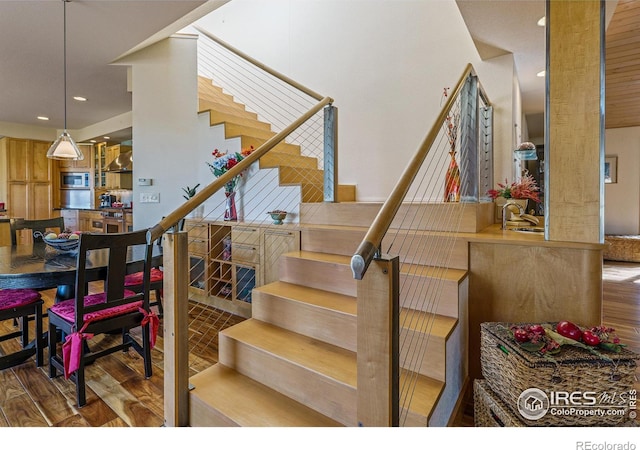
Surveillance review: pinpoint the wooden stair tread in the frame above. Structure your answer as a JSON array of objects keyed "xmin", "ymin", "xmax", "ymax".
[
  {"xmin": 285, "ymin": 250, "xmax": 352, "ymax": 266},
  {"xmin": 208, "ymin": 110, "xmax": 273, "ymax": 131},
  {"xmin": 399, "ymin": 309, "xmax": 457, "ymax": 339},
  {"xmin": 223, "ymin": 122, "xmax": 277, "ymax": 140},
  {"xmin": 189, "ymin": 364, "xmax": 342, "ymax": 427},
  {"xmin": 400, "ymin": 369, "xmax": 445, "ymax": 419},
  {"xmin": 221, "ymin": 319, "xmax": 357, "ymax": 387},
  {"xmin": 254, "ymin": 281, "xmax": 356, "ymax": 315},
  {"xmin": 400, "ymin": 262, "xmax": 467, "ymax": 283}
]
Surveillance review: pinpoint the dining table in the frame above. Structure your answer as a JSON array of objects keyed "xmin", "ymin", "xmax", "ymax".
[{"xmin": 0, "ymin": 240, "xmax": 162, "ymax": 368}]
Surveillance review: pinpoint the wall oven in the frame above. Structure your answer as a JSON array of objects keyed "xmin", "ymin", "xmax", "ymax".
[{"xmin": 60, "ymin": 172, "xmax": 91, "ymax": 209}]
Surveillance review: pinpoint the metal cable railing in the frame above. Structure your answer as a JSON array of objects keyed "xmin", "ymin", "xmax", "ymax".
[
  {"xmin": 350, "ymin": 64, "xmax": 493, "ymax": 425},
  {"xmin": 153, "ymin": 30, "xmax": 340, "ymax": 395}
]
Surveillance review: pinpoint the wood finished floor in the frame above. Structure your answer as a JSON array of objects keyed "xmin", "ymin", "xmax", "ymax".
[
  {"xmin": 0, "ymin": 284, "xmax": 245, "ymax": 427},
  {"xmin": 1, "ymin": 261, "xmax": 639, "ymax": 427}
]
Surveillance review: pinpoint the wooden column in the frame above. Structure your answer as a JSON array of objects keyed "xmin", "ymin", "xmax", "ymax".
[
  {"xmin": 357, "ymin": 256, "xmax": 399, "ymax": 427},
  {"xmin": 163, "ymin": 231, "xmax": 190, "ymax": 426},
  {"xmin": 546, "ymin": 0, "xmax": 605, "ymax": 243}
]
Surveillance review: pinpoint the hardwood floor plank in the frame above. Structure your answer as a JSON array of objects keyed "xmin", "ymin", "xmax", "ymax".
[
  {"xmin": 54, "ymin": 414, "xmax": 91, "ymax": 427},
  {"xmin": 86, "ymin": 372, "xmax": 163, "ymax": 427},
  {"xmin": 0, "ymin": 409, "xmax": 9, "ymax": 427},
  {"xmin": 13, "ymin": 363, "xmax": 76, "ymax": 426},
  {"xmin": 101, "ymin": 417, "xmax": 129, "ymax": 427},
  {"xmin": 0, "ymin": 365, "xmax": 26, "ymax": 405},
  {"xmin": 2, "ymin": 393, "xmax": 48, "ymax": 427},
  {"xmin": 120, "ymin": 376, "xmax": 165, "ymax": 418},
  {"xmin": 49, "ymin": 376, "xmax": 119, "ymax": 427}
]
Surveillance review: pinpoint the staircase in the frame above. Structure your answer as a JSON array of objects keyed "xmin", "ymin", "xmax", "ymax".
[
  {"xmin": 198, "ymin": 77, "xmax": 356, "ymax": 203},
  {"xmin": 187, "ymin": 78, "xmax": 480, "ymax": 426}
]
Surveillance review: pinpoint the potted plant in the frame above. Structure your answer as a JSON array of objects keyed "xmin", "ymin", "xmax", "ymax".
[{"xmin": 182, "ymin": 184, "xmax": 203, "ymax": 218}]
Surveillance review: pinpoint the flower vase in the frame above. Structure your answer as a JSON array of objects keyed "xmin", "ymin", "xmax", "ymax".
[
  {"xmin": 224, "ymin": 191, "xmax": 237, "ymax": 221},
  {"xmin": 444, "ymin": 151, "xmax": 461, "ymax": 202}
]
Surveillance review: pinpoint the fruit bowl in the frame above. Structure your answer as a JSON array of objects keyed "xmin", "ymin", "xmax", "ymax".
[
  {"xmin": 267, "ymin": 210, "xmax": 287, "ymax": 225},
  {"xmin": 34, "ymin": 231, "xmax": 80, "ymax": 252}
]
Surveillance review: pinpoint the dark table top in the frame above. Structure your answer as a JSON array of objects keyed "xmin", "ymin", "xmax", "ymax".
[{"xmin": 0, "ymin": 242, "xmax": 161, "ymax": 291}]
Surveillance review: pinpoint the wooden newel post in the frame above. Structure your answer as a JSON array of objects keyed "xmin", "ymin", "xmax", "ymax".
[
  {"xmin": 356, "ymin": 255, "xmax": 399, "ymax": 427},
  {"xmin": 162, "ymin": 231, "xmax": 190, "ymax": 426}
]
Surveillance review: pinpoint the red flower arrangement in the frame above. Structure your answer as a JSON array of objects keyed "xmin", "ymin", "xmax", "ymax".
[
  {"xmin": 207, "ymin": 146, "xmax": 255, "ymax": 192},
  {"xmin": 487, "ymin": 171, "xmax": 541, "ymax": 203}
]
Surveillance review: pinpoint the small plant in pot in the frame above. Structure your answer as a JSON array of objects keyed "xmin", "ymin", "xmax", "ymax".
[
  {"xmin": 182, "ymin": 184, "xmax": 200, "ymax": 201},
  {"xmin": 182, "ymin": 184, "xmax": 203, "ymax": 218}
]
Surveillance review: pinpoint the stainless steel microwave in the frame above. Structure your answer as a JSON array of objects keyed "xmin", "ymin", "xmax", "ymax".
[{"xmin": 60, "ymin": 172, "xmax": 90, "ymax": 189}]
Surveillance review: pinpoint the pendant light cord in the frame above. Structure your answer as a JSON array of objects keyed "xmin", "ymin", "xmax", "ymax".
[{"xmin": 63, "ymin": 0, "xmax": 68, "ymax": 131}]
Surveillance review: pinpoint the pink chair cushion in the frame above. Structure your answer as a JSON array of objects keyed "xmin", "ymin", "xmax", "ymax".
[
  {"xmin": 50, "ymin": 290, "xmax": 142, "ymax": 324},
  {"xmin": 0, "ymin": 289, "xmax": 42, "ymax": 311},
  {"xmin": 124, "ymin": 268, "xmax": 163, "ymax": 287}
]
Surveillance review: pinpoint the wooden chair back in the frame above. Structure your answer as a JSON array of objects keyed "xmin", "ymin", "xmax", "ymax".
[
  {"xmin": 10, "ymin": 217, "xmax": 65, "ymax": 245},
  {"xmin": 74, "ymin": 230, "xmax": 152, "ymax": 331}
]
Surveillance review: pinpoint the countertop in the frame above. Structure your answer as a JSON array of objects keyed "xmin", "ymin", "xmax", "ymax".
[{"xmin": 56, "ymin": 207, "xmax": 132, "ymax": 213}]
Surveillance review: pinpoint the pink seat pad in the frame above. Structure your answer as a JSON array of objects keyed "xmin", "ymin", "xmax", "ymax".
[
  {"xmin": 124, "ymin": 268, "xmax": 163, "ymax": 286},
  {"xmin": 0, "ymin": 289, "xmax": 42, "ymax": 311},
  {"xmin": 50, "ymin": 290, "xmax": 141, "ymax": 324}
]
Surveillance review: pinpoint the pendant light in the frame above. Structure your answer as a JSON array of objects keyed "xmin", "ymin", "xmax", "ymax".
[{"xmin": 47, "ymin": 0, "xmax": 84, "ymax": 160}]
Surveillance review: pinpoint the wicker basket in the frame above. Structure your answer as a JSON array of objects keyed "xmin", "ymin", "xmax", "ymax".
[
  {"xmin": 481, "ymin": 322, "xmax": 639, "ymax": 426},
  {"xmin": 474, "ymin": 379, "xmax": 525, "ymax": 427}
]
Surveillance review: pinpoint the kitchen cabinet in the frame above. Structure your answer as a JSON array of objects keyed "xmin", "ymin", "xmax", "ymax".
[
  {"xmin": 78, "ymin": 210, "xmax": 103, "ymax": 233},
  {"xmin": 0, "ymin": 137, "xmax": 54, "ymax": 219},
  {"xmin": 57, "ymin": 144, "xmax": 92, "ymax": 171},
  {"xmin": 263, "ymin": 228, "xmax": 300, "ymax": 284},
  {"xmin": 59, "ymin": 209, "xmax": 78, "ymax": 231},
  {"xmin": 184, "ymin": 220, "xmax": 300, "ymax": 318},
  {"xmin": 94, "ymin": 143, "xmax": 132, "ymax": 190}
]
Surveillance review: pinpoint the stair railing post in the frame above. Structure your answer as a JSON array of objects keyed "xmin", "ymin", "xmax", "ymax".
[
  {"xmin": 324, "ymin": 105, "xmax": 338, "ymax": 202},
  {"xmin": 162, "ymin": 230, "xmax": 190, "ymax": 427},
  {"xmin": 357, "ymin": 255, "xmax": 400, "ymax": 427}
]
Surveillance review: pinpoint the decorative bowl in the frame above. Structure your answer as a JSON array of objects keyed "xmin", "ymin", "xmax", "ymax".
[
  {"xmin": 34, "ymin": 231, "xmax": 80, "ymax": 252},
  {"xmin": 267, "ymin": 211, "xmax": 287, "ymax": 225}
]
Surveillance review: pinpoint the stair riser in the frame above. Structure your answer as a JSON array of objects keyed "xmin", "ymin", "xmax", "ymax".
[
  {"xmin": 280, "ymin": 254, "xmax": 462, "ymax": 316},
  {"xmin": 279, "ymin": 255, "xmax": 356, "ymax": 297},
  {"xmin": 300, "ymin": 202, "xmax": 494, "ymax": 233},
  {"xmin": 199, "ymin": 99, "xmax": 256, "ymax": 119},
  {"xmin": 224, "ymin": 123, "xmax": 276, "ymax": 140},
  {"xmin": 209, "ymin": 111, "xmax": 272, "ymax": 131},
  {"xmin": 400, "ymin": 329, "xmax": 445, "ymax": 382},
  {"xmin": 218, "ymin": 333, "xmax": 356, "ymax": 426},
  {"xmin": 190, "ymin": 395, "xmax": 240, "ymax": 427},
  {"xmin": 383, "ymin": 235, "xmax": 469, "ymax": 270},
  {"xmin": 302, "ymin": 227, "xmax": 469, "ymax": 270},
  {"xmin": 400, "ymin": 273, "xmax": 462, "ymax": 318},
  {"xmin": 240, "ymin": 136, "xmax": 301, "ymax": 155},
  {"xmin": 259, "ymin": 153, "xmax": 318, "ymax": 169},
  {"xmin": 252, "ymin": 290, "xmax": 357, "ymax": 352}
]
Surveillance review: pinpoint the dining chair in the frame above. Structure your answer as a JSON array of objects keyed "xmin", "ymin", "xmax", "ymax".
[
  {"xmin": 123, "ymin": 218, "xmax": 184, "ymax": 317},
  {"xmin": 47, "ymin": 230, "xmax": 158, "ymax": 407},
  {"xmin": 10, "ymin": 217, "xmax": 65, "ymax": 245},
  {"xmin": 0, "ymin": 289, "xmax": 44, "ymax": 370}
]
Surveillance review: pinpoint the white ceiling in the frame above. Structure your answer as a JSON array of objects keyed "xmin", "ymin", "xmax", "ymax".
[{"xmin": 0, "ymin": 0, "xmax": 615, "ymax": 144}]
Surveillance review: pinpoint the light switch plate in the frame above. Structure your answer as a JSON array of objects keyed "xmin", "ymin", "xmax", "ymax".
[
  {"xmin": 139, "ymin": 192, "xmax": 160, "ymax": 203},
  {"xmin": 138, "ymin": 178, "xmax": 152, "ymax": 186}
]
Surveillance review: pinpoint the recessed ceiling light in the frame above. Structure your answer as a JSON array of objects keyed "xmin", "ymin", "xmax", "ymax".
[
  {"xmin": 73, "ymin": 96, "xmax": 87, "ymax": 102},
  {"xmin": 537, "ymin": 16, "xmax": 546, "ymax": 27},
  {"xmin": 103, "ymin": 136, "xmax": 110, "ymax": 140},
  {"xmin": 537, "ymin": 70, "xmax": 546, "ymax": 77},
  {"xmin": 89, "ymin": 140, "xmax": 97, "ymax": 143},
  {"xmin": 37, "ymin": 116, "xmax": 49, "ymax": 121}
]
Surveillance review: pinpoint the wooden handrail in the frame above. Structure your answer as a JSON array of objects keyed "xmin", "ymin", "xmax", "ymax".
[
  {"xmin": 350, "ymin": 64, "xmax": 489, "ymax": 280},
  {"xmin": 149, "ymin": 96, "xmax": 334, "ymax": 242},
  {"xmin": 194, "ymin": 26, "xmax": 325, "ymax": 102}
]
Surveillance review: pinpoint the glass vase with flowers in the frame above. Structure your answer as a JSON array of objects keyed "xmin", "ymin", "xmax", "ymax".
[{"xmin": 207, "ymin": 146, "xmax": 254, "ymax": 221}]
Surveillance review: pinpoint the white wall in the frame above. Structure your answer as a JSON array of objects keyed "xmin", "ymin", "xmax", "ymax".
[
  {"xmin": 114, "ymin": 35, "xmax": 201, "ymax": 231},
  {"xmin": 604, "ymin": 126, "xmax": 640, "ymax": 235},
  {"xmin": 194, "ymin": 0, "xmax": 517, "ymax": 202}
]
